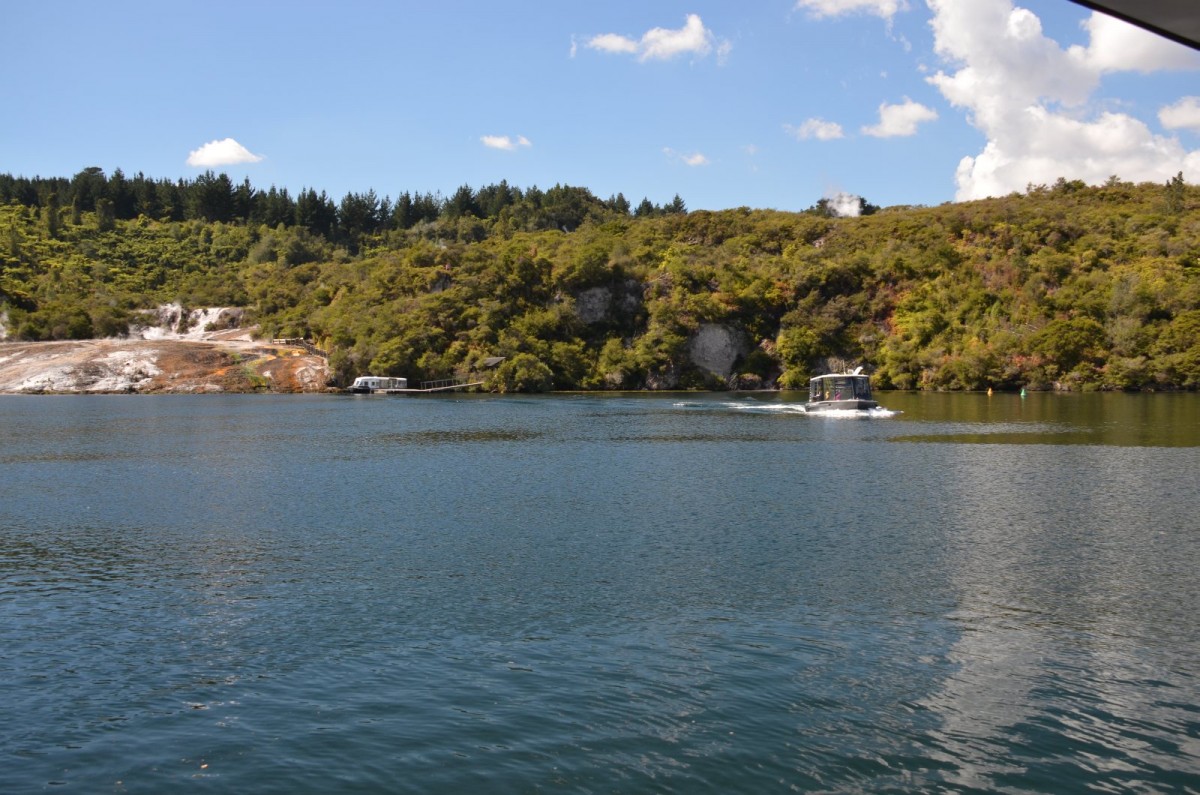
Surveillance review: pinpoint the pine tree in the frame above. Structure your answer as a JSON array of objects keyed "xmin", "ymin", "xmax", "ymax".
[
  {"xmin": 44, "ymin": 191, "xmax": 60, "ymax": 238},
  {"xmin": 70, "ymin": 167, "xmax": 106, "ymax": 212},
  {"xmin": 188, "ymin": 171, "xmax": 235, "ymax": 222},
  {"xmin": 1165, "ymin": 171, "xmax": 1186, "ymax": 214},
  {"xmin": 233, "ymin": 178, "xmax": 258, "ymax": 222},
  {"xmin": 133, "ymin": 172, "xmax": 160, "ymax": 219},
  {"xmin": 445, "ymin": 185, "xmax": 480, "ymax": 219},
  {"xmin": 95, "ymin": 198, "xmax": 116, "ymax": 232},
  {"xmin": 393, "ymin": 192, "xmax": 416, "ymax": 229},
  {"xmin": 108, "ymin": 168, "xmax": 135, "ymax": 219}
]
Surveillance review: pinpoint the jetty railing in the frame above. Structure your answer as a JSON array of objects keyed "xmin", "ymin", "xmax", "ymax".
[
  {"xmin": 420, "ymin": 376, "xmax": 475, "ymax": 391},
  {"xmin": 271, "ymin": 338, "xmax": 327, "ymax": 358}
]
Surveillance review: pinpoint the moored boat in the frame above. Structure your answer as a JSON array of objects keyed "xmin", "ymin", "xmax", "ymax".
[{"xmin": 347, "ymin": 375, "xmax": 408, "ymax": 393}]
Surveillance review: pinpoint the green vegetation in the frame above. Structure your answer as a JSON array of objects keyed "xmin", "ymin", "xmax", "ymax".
[{"xmin": 2, "ymin": 169, "xmax": 1197, "ymax": 391}]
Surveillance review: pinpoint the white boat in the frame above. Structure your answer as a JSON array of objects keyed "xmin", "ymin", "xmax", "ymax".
[
  {"xmin": 347, "ymin": 375, "xmax": 408, "ymax": 393},
  {"xmin": 805, "ymin": 368, "xmax": 882, "ymax": 412}
]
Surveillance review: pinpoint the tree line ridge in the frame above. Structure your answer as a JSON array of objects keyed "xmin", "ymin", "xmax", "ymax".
[{"xmin": 1, "ymin": 169, "xmax": 1196, "ymax": 392}]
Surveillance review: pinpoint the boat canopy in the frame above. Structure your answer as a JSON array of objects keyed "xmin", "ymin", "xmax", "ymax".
[
  {"xmin": 808, "ymin": 374, "xmax": 872, "ymax": 402},
  {"xmin": 351, "ymin": 375, "xmax": 407, "ymax": 390}
]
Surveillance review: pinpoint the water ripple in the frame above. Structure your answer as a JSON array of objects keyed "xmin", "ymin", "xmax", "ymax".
[{"xmin": 1, "ymin": 394, "xmax": 1198, "ymax": 792}]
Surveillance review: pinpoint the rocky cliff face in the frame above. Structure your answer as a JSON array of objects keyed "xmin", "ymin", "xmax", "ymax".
[
  {"xmin": 572, "ymin": 281, "xmax": 756, "ymax": 389},
  {"xmin": 574, "ymin": 280, "xmax": 644, "ymax": 325},
  {"xmin": 0, "ymin": 305, "xmax": 329, "ymax": 394},
  {"xmin": 0, "ymin": 339, "xmax": 330, "ymax": 394},
  {"xmin": 687, "ymin": 324, "xmax": 750, "ymax": 382}
]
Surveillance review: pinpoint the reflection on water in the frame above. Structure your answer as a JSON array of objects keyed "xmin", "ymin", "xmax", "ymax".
[
  {"xmin": 1, "ymin": 393, "xmax": 1198, "ymax": 793},
  {"xmin": 879, "ymin": 391, "xmax": 1200, "ymax": 447},
  {"xmin": 919, "ymin": 441, "xmax": 1200, "ymax": 790}
]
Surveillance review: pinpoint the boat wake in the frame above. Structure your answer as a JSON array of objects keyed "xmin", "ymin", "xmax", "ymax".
[
  {"xmin": 672, "ymin": 400, "xmax": 901, "ymax": 418},
  {"xmin": 804, "ymin": 406, "xmax": 902, "ymax": 419}
]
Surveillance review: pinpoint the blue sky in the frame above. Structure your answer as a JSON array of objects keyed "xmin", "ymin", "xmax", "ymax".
[{"xmin": 5, "ymin": 0, "xmax": 1198, "ymax": 212}]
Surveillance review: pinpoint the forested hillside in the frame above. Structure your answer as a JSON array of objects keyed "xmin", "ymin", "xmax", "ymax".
[{"xmin": 2, "ymin": 169, "xmax": 1197, "ymax": 391}]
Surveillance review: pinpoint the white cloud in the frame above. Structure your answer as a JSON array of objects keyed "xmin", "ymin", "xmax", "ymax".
[
  {"xmin": 952, "ymin": 107, "xmax": 1200, "ymax": 200},
  {"xmin": 925, "ymin": 0, "xmax": 1200, "ymax": 200},
  {"xmin": 716, "ymin": 39, "xmax": 734, "ymax": 66},
  {"xmin": 663, "ymin": 147, "xmax": 709, "ymax": 166},
  {"xmin": 927, "ymin": 1, "xmax": 1096, "ymax": 114},
  {"xmin": 643, "ymin": 15, "xmax": 711, "ymax": 60},
  {"xmin": 585, "ymin": 14, "xmax": 729, "ymax": 63},
  {"xmin": 587, "ymin": 33, "xmax": 639, "ymax": 56},
  {"xmin": 1071, "ymin": 12, "xmax": 1200, "ymax": 74},
  {"xmin": 861, "ymin": 98, "xmax": 937, "ymax": 137},
  {"xmin": 785, "ymin": 118, "xmax": 846, "ymax": 141},
  {"xmin": 795, "ymin": 0, "xmax": 908, "ymax": 20},
  {"xmin": 186, "ymin": 138, "xmax": 264, "ymax": 167},
  {"xmin": 1160, "ymin": 97, "xmax": 1200, "ymax": 132},
  {"xmin": 481, "ymin": 135, "xmax": 531, "ymax": 151}
]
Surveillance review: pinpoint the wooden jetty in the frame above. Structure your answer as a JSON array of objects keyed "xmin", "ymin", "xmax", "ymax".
[
  {"xmin": 347, "ymin": 358, "xmax": 502, "ymax": 395},
  {"xmin": 381, "ymin": 376, "xmax": 484, "ymax": 394},
  {"xmin": 348, "ymin": 375, "xmax": 483, "ymax": 394}
]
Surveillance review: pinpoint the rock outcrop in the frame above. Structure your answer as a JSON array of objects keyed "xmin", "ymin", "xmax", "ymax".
[
  {"xmin": 0, "ymin": 339, "xmax": 330, "ymax": 394},
  {"xmin": 687, "ymin": 323, "xmax": 750, "ymax": 381},
  {"xmin": 0, "ymin": 306, "xmax": 329, "ymax": 394},
  {"xmin": 573, "ymin": 280, "xmax": 643, "ymax": 325}
]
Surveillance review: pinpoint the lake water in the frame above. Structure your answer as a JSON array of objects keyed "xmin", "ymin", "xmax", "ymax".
[{"xmin": 2, "ymin": 392, "xmax": 1198, "ymax": 793}]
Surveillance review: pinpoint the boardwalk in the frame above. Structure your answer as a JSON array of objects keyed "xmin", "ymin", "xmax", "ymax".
[{"xmin": 366, "ymin": 376, "xmax": 484, "ymax": 394}]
